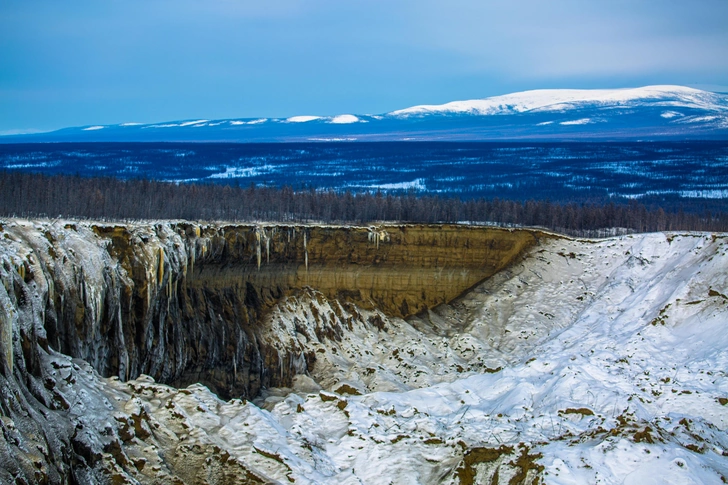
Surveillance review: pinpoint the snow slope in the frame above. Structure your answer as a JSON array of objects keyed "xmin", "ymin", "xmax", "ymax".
[
  {"xmin": 390, "ymin": 85, "xmax": 728, "ymax": 117},
  {"xmin": 39, "ymin": 231, "xmax": 727, "ymax": 484}
]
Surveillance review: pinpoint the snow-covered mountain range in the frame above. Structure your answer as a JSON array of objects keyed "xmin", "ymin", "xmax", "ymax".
[
  {"xmin": 391, "ymin": 85, "xmax": 728, "ymax": 116},
  {"xmin": 4, "ymin": 85, "xmax": 728, "ymax": 142}
]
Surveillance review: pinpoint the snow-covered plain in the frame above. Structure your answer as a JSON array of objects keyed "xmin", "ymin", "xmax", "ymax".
[{"xmin": 45, "ymin": 231, "xmax": 728, "ymax": 484}]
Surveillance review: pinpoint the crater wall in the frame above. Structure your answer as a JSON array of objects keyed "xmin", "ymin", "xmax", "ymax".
[{"xmin": 1, "ymin": 220, "xmax": 541, "ymax": 400}]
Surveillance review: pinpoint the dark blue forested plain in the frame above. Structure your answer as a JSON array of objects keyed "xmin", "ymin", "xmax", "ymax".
[{"xmin": 1, "ymin": 141, "xmax": 727, "ymax": 212}]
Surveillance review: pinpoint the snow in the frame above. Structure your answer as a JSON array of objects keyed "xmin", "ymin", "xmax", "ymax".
[
  {"xmin": 60, "ymin": 85, "xmax": 728, "ymax": 136},
  {"xmin": 146, "ymin": 120, "xmax": 208, "ymax": 128},
  {"xmin": 286, "ymin": 115, "xmax": 362, "ymax": 124},
  {"xmin": 680, "ymin": 189, "xmax": 728, "ymax": 199},
  {"xmin": 207, "ymin": 165, "xmax": 274, "ymax": 179},
  {"xmin": 661, "ymin": 111, "xmax": 682, "ymax": 119},
  {"xmin": 178, "ymin": 119, "xmax": 209, "ymax": 127},
  {"xmin": 329, "ymin": 114, "xmax": 360, "ymax": 124},
  {"xmin": 266, "ymin": 232, "xmax": 725, "ymax": 483},
  {"xmin": 147, "ymin": 123, "xmax": 181, "ymax": 128},
  {"xmin": 82, "ymin": 125, "xmax": 105, "ymax": 131},
  {"xmin": 4, "ymin": 161, "xmax": 60, "ymax": 169},
  {"xmin": 230, "ymin": 118, "xmax": 268, "ymax": 125},
  {"xmin": 115, "ymin": 230, "xmax": 723, "ymax": 484},
  {"xmin": 348, "ymin": 179, "xmax": 426, "ymax": 191},
  {"xmin": 676, "ymin": 115, "xmax": 728, "ymax": 128},
  {"xmin": 3, "ymin": 221, "xmax": 726, "ymax": 483},
  {"xmin": 308, "ymin": 137, "xmax": 358, "ymax": 141},
  {"xmin": 390, "ymin": 85, "xmax": 728, "ymax": 117},
  {"xmin": 120, "ymin": 122, "xmax": 143, "ymax": 126},
  {"xmin": 560, "ymin": 118, "xmax": 593, "ymax": 125},
  {"xmin": 287, "ymin": 116, "xmax": 323, "ymax": 123}
]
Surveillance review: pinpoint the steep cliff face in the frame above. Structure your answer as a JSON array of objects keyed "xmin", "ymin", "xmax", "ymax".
[
  {"xmin": 0, "ymin": 219, "xmax": 540, "ymax": 483},
  {"xmin": 191, "ymin": 223, "xmax": 537, "ymax": 318},
  {"xmin": 0, "ymin": 220, "xmax": 539, "ymax": 401}
]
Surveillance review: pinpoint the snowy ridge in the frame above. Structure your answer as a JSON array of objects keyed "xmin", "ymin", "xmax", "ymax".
[
  {"xmin": 90, "ymin": 86, "xmax": 728, "ymax": 128},
  {"xmin": 9, "ymin": 84, "xmax": 728, "ymax": 142},
  {"xmin": 390, "ymin": 85, "xmax": 728, "ymax": 117},
  {"xmin": 329, "ymin": 114, "xmax": 361, "ymax": 124},
  {"xmin": 286, "ymin": 115, "xmax": 323, "ymax": 123}
]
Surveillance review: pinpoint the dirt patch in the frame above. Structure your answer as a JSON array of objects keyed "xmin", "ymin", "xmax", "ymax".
[{"xmin": 455, "ymin": 443, "xmax": 543, "ymax": 485}]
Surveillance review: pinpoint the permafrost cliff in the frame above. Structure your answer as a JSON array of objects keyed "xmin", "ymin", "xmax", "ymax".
[{"xmin": 0, "ymin": 219, "xmax": 726, "ymax": 484}]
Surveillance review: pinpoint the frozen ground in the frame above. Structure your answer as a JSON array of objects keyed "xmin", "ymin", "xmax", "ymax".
[{"xmin": 43, "ymin": 231, "xmax": 728, "ymax": 484}]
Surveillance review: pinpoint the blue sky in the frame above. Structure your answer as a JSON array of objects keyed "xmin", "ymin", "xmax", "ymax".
[{"xmin": 1, "ymin": 0, "xmax": 727, "ymax": 133}]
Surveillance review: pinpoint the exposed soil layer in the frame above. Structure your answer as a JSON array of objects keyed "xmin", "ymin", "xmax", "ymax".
[{"xmin": 1, "ymin": 220, "xmax": 540, "ymax": 400}]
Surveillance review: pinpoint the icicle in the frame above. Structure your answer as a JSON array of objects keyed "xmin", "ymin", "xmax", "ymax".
[
  {"xmin": 304, "ymin": 232, "xmax": 308, "ymax": 271},
  {"xmin": 167, "ymin": 274, "xmax": 172, "ymax": 313},
  {"xmin": 279, "ymin": 351, "xmax": 284, "ymax": 380},
  {"xmin": 157, "ymin": 247, "xmax": 165, "ymax": 287},
  {"xmin": 47, "ymin": 276, "xmax": 55, "ymax": 301},
  {"xmin": 255, "ymin": 228, "xmax": 262, "ymax": 270},
  {"xmin": 189, "ymin": 243, "xmax": 195, "ymax": 276},
  {"xmin": 266, "ymin": 236, "xmax": 270, "ymax": 264},
  {"xmin": 118, "ymin": 305, "xmax": 128, "ymax": 380},
  {"xmin": 146, "ymin": 272, "xmax": 151, "ymax": 307},
  {"xmin": 0, "ymin": 293, "xmax": 14, "ymax": 373}
]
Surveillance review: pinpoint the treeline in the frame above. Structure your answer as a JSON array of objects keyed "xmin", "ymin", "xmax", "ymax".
[{"xmin": 1, "ymin": 172, "xmax": 727, "ymax": 235}]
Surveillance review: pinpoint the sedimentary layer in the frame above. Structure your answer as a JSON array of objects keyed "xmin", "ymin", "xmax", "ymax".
[{"xmin": 0, "ymin": 220, "xmax": 539, "ymax": 400}]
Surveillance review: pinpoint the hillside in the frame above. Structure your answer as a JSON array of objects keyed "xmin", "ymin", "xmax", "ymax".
[{"xmin": 0, "ymin": 219, "xmax": 726, "ymax": 483}]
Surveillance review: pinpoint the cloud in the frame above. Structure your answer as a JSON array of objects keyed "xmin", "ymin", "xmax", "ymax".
[
  {"xmin": 1, "ymin": 0, "xmax": 727, "ymax": 131},
  {"xmin": 0, "ymin": 128, "xmax": 46, "ymax": 136},
  {"xmin": 401, "ymin": 0, "xmax": 728, "ymax": 81}
]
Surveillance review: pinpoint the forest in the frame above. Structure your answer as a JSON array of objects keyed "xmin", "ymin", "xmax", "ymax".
[{"xmin": 1, "ymin": 171, "xmax": 727, "ymax": 236}]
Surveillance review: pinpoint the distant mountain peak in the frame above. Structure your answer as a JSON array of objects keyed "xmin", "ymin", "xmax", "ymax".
[{"xmin": 389, "ymin": 85, "xmax": 728, "ymax": 117}]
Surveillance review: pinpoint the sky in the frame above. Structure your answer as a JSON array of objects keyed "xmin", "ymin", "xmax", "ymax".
[{"xmin": 1, "ymin": 0, "xmax": 728, "ymax": 134}]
